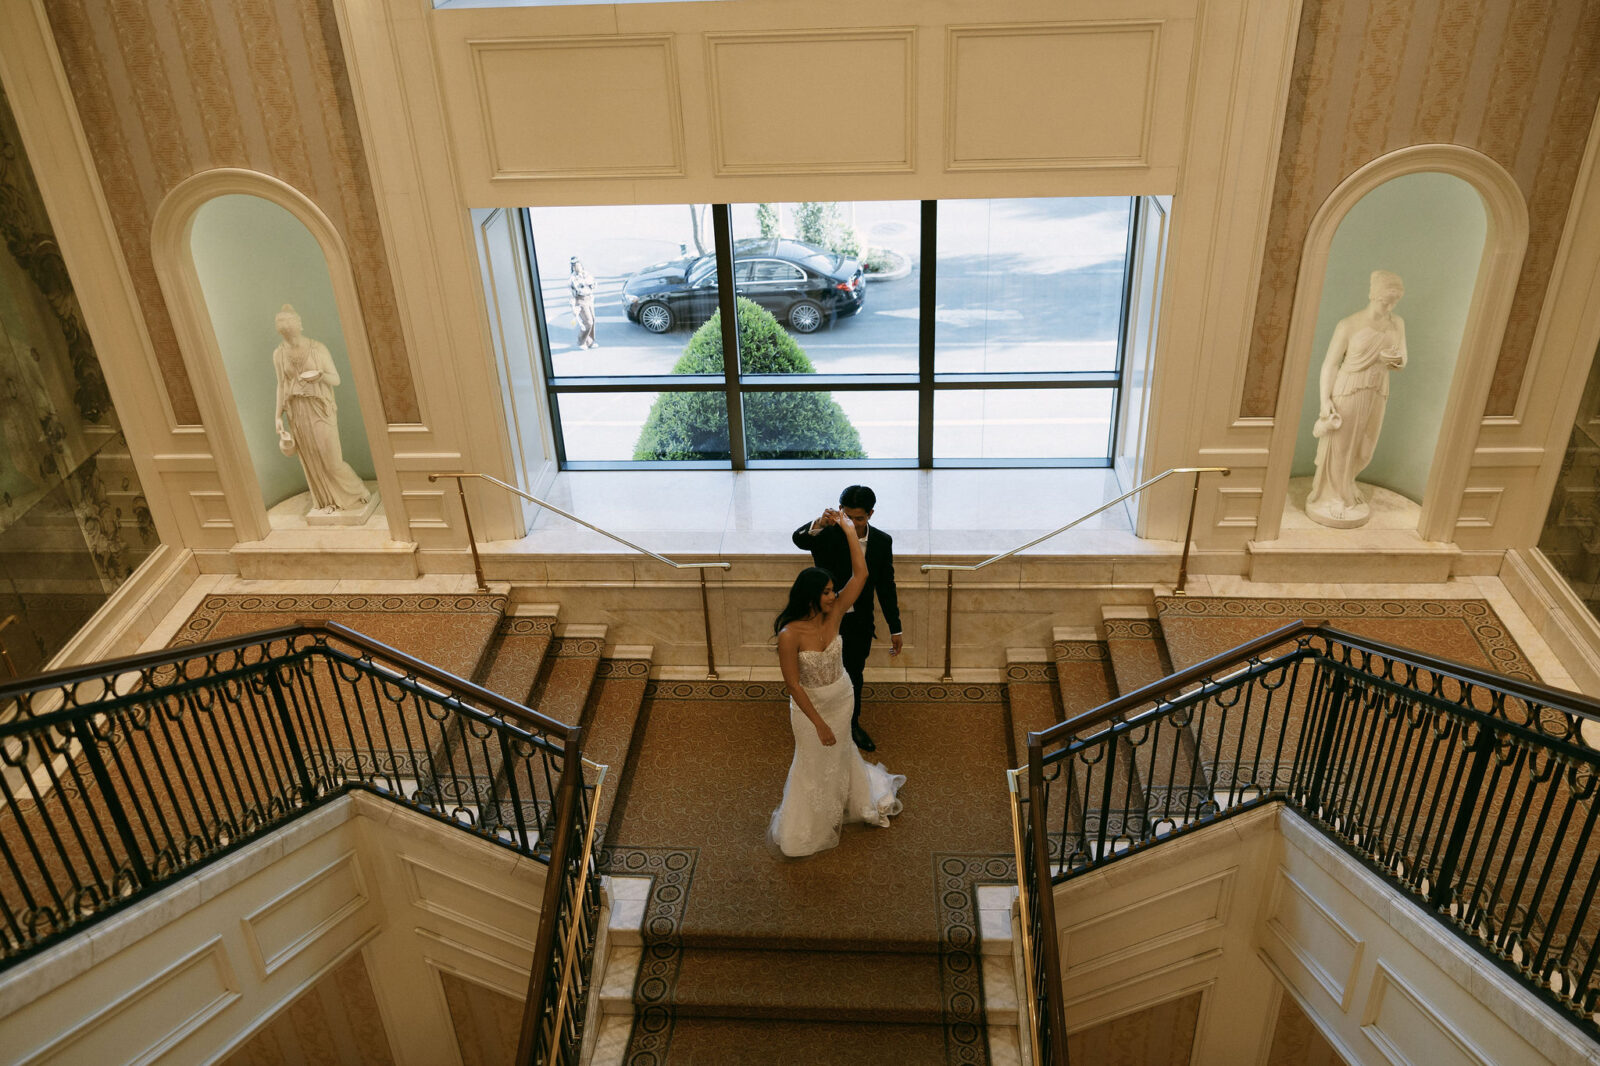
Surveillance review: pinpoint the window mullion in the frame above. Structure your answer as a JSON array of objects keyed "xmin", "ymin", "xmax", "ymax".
[
  {"xmin": 711, "ymin": 204, "xmax": 745, "ymax": 468},
  {"xmin": 918, "ymin": 200, "xmax": 936, "ymax": 468}
]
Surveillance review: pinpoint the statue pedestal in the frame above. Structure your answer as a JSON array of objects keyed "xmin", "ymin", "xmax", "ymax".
[{"xmin": 269, "ymin": 485, "xmax": 381, "ymax": 528}]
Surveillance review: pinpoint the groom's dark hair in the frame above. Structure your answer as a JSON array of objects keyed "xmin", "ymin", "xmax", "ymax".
[{"xmin": 839, "ymin": 485, "xmax": 876, "ymax": 510}]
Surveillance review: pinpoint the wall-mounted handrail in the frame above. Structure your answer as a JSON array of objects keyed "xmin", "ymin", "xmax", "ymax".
[
  {"xmin": 919, "ymin": 466, "xmax": 1230, "ymax": 680},
  {"xmin": 430, "ymin": 472, "xmax": 732, "ymax": 680}
]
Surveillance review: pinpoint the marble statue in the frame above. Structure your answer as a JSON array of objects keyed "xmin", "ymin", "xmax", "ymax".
[
  {"xmin": 272, "ymin": 305, "xmax": 369, "ymax": 514},
  {"xmin": 1306, "ymin": 270, "xmax": 1408, "ymax": 528}
]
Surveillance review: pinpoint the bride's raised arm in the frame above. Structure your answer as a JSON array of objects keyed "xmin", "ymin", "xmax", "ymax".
[{"xmin": 826, "ymin": 517, "xmax": 869, "ymax": 622}]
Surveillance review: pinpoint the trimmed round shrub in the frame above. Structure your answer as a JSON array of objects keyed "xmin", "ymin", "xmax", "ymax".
[{"xmin": 633, "ymin": 298, "xmax": 865, "ymax": 461}]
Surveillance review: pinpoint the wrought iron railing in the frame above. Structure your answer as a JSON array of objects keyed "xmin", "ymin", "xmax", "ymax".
[
  {"xmin": 1014, "ymin": 621, "xmax": 1600, "ymax": 1064},
  {"xmin": 0, "ymin": 622, "xmax": 601, "ymax": 1065}
]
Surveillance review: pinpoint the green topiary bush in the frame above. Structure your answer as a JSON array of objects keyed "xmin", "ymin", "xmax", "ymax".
[{"xmin": 633, "ymin": 298, "xmax": 866, "ymax": 461}]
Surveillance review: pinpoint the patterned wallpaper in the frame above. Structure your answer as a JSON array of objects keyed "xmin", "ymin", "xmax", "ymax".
[
  {"xmin": 1264, "ymin": 988, "xmax": 1346, "ymax": 1065},
  {"xmin": 1244, "ymin": 0, "xmax": 1600, "ymax": 418},
  {"xmin": 1065, "ymin": 990, "xmax": 1203, "ymax": 1064},
  {"xmin": 41, "ymin": 0, "xmax": 419, "ymax": 425},
  {"xmin": 221, "ymin": 952, "xmax": 396, "ymax": 1066}
]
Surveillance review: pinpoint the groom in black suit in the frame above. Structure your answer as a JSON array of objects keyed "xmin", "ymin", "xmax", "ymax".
[{"xmin": 793, "ymin": 485, "xmax": 902, "ymax": 752}]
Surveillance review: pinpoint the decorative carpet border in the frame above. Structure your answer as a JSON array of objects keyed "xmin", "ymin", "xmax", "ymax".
[
  {"xmin": 937, "ymin": 853, "xmax": 1017, "ymax": 1066},
  {"xmin": 1156, "ymin": 597, "xmax": 1536, "ymax": 680},
  {"xmin": 1054, "ymin": 640, "xmax": 1110, "ymax": 662},
  {"xmin": 1102, "ymin": 618, "xmax": 1161, "ymax": 641},
  {"xmin": 599, "ymin": 846, "xmax": 698, "ymax": 1066},
  {"xmin": 644, "ymin": 679, "xmax": 1004, "ymax": 703},
  {"xmin": 497, "ymin": 616, "xmax": 555, "ymax": 636},
  {"xmin": 175, "ymin": 593, "xmax": 506, "ymax": 646},
  {"xmin": 597, "ymin": 659, "xmax": 651, "ymax": 679},
  {"xmin": 1005, "ymin": 662, "xmax": 1058, "ymax": 684}
]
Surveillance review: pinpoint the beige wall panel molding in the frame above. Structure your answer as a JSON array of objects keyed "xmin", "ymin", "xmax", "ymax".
[
  {"xmin": 1360, "ymin": 963, "xmax": 1492, "ymax": 1066},
  {"xmin": 945, "ymin": 21, "xmax": 1161, "ymax": 172},
  {"xmin": 401, "ymin": 855, "xmax": 540, "ymax": 954},
  {"xmin": 242, "ymin": 850, "xmax": 371, "ymax": 979},
  {"xmin": 1254, "ymin": 144, "xmax": 1529, "ymax": 544},
  {"xmin": 1454, "ymin": 487, "xmax": 1504, "ymax": 530},
  {"xmin": 19, "ymin": 938, "xmax": 240, "ymax": 1066},
  {"xmin": 150, "ymin": 168, "xmax": 411, "ymax": 545},
  {"xmin": 188, "ymin": 490, "xmax": 234, "ymax": 530},
  {"xmin": 1059, "ymin": 867, "xmax": 1235, "ymax": 981},
  {"xmin": 1264, "ymin": 869, "xmax": 1365, "ymax": 1012},
  {"xmin": 705, "ymin": 29, "xmax": 914, "ymax": 175},
  {"xmin": 470, "ymin": 35, "xmax": 684, "ymax": 180}
]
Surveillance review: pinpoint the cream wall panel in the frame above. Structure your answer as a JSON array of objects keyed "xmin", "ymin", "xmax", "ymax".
[
  {"xmin": 946, "ymin": 22, "xmax": 1159, "ymax": 171},
  {"xmin": 22, "ymin": 939, "xmax": 239, "ymax": 1066},
  {"xmin": 471, "ymin": 36, "xmax": 683, "ymax": 180},
  {"xmin": 1263, "ymin": 870, "xmax": 1363, "ymax": 1011},
  {"xmin": 1059, "ymin": 868, "xmax": 1234, "ymax": 981},
  {"xmin": 1259, "ymin": 812, "xmax": 1592, "ymax": 1066},
  {"xmin": 0, "ymin": 804, "xmax": 384, "ymax": 1066},
  {"xmin": 1361, "ymin": 965, "xmax": 1491, "ymax": 1066},
  {"xmin": 243, "ymin": 851, "xmax": 370, "ymax": 978},
  {"xmin": 708, "ymin": 30, "xmax": 913, "ymax": 175}
]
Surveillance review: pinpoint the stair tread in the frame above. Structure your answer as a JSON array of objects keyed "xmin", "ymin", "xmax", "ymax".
[
  {"xmin": 529, "ymin": 633, "xmax": 605, "ymax": 726},
  {"xmin": 1004, "ymin": 661, "xmax": 1061, "ymax": 767},
  {"xmin": 658, "ymin": 947, "xmax": 945, "ymax": 1021},
  {"xmin": 583, "ymin": 657, "xmax": 651, "ymax": 833},
  {"xmin": 476, "ymin": 615, "xmax": 556, "ymax": 704},
  {"xmin": 1052, "ymin": 639, "xmax": 1116, "ymax": 719},
  {"xmin": 644, "ymin": 1017, "xmax": 950, "ymax": 1065}
]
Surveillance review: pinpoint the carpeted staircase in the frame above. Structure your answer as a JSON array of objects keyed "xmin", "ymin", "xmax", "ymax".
[{"xmin": 594, "ymin": 681, "xmax": 1019, "ymax": 1065}]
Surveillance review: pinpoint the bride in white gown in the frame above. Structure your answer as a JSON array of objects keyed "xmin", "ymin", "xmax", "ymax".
[{"xmin": 770, "ymin": 507, "xmax": 905, "ymax": 858}]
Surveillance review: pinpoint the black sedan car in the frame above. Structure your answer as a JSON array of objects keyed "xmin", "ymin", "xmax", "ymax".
[{"xmin": 622, "ymin": 238, "xmax": 865, "ymax": 334}]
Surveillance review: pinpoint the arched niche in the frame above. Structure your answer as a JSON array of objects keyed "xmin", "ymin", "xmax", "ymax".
[
  {"xmin": 151, "ymin": 170, "xmax": 404, "ymax": 542},
  {"xmin": 1257, "ymin": 145, "xmax": 1528, "ymax": 544}
]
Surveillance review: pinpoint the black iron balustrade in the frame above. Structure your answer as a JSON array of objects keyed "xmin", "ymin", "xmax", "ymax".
[
  {"xmin": 0, "ymin": 622, "xmax": 602, "ymax": 1066},
  {"xmin": 1014, "ymin": 621, "xmax": 1600, "ymax": 1064}
]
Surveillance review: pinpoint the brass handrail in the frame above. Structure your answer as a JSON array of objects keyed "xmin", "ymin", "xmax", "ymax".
[
  {"xmin": 920, "ymin": 466, "xmax": 1230, "ymax": 681},
  {"xmin": 429, "ymin": 472, "xmax": 732, "ymax": 680},
  {"xmin": 1006, "ymin": 766, "xmax": 1045, "ymax": 1066}
]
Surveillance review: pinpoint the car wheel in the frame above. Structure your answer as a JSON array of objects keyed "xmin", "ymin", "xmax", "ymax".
[
  {"xmin": 788, "ymin": 301, "xmax": 825, "ymax": 334},
  {"xmin": 639, "ymin": 302, "xmax": 675, "ymax": 334}
]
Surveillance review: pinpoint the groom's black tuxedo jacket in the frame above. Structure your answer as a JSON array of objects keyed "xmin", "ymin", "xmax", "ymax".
[{"xmin": 791, "ymin": 521, "xmax": 901, "ymax": 640}]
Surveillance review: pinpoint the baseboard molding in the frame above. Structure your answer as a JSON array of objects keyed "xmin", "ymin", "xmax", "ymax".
[{"xmin": 1501, "ymin": 549, "xmax": 1600, "ymax": 696}]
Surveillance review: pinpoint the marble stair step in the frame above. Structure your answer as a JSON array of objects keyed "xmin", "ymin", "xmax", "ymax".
[
  {"xmin": 1099, "ymin": 609, "xmax": 1210, "ymax": 831},
  {"xmin": 474, "ymin": 603, "xmax": 559, "ymax": 704},
  {"xmin": 1002, "ymin": 650, "xmax": 1063, "ymax": 768},
  {"xmin": 579, "ymin": 648, "xmax": 652, "ymax": 840},
  {"xmin": 650, "ymin": 947, "xmax": 946, "ymax": 1024},
  {"xmin": 642, "ymin": 1017, "xmax": 950, "ymax": 1065},
  {"xmin": 528, "ymin": 624, "xmax": 607, "ymax": 727}
]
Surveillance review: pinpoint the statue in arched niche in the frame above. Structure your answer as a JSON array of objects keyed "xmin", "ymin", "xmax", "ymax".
[
  {"xmin": 1306, "ymin": 270, "xmax": 1407, "ymax": 528},
  {"xmin": 272, "ymin": 304, "xmax": 369, "ymax": 514}
]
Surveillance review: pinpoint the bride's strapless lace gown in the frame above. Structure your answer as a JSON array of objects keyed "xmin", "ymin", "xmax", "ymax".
[{"xmin": 769, "ymin": 635, "xmax": 905, "ymax": 858}]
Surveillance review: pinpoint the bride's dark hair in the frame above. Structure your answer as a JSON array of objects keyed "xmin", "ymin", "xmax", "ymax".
[{"xmin": 774, "ymin": 566, "xmax": 833, "ymax": 637}]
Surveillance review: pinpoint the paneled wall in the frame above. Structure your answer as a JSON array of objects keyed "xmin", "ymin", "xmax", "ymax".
[
  {"xmin": 0, "ymin": 793, "xmax": 549, "ymax": 1066},
  {"xmin": 1048, "ymin": 805, "xmax": 1594, "ymax": 1065}
]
